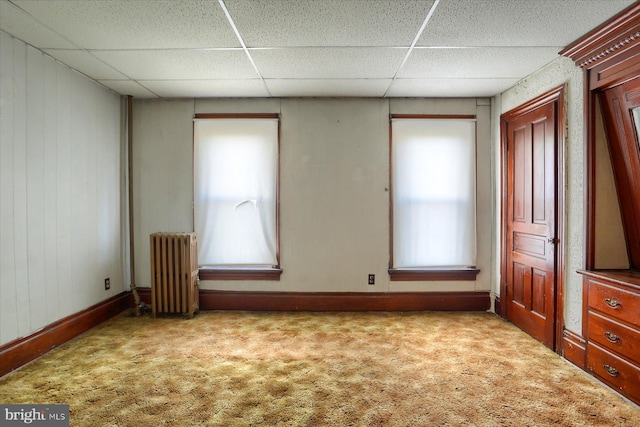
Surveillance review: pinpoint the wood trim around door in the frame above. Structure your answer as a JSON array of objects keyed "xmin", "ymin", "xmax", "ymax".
[{"xmin": 500, "ymin": 85, "xmax": 566, "ymax": 353}]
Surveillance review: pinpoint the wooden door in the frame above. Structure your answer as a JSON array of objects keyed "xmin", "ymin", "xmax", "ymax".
[{"xmin": 503, "ymin": 99, "xmax": 558, "ymax": 349}]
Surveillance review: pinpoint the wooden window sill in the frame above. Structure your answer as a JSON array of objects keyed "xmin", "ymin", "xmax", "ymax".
[
  {"xmin": 199, "ymin": 268, "xmax": 283, "ymax": 281},
  {"xmin": 389, "ymin": 268, "xmax": 480, "ymax": 281}
]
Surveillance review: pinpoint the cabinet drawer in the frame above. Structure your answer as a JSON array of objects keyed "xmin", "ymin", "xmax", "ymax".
[
  {"xmin": 587, "ymin": 343, "xmax": 640, "ymax": 404},
  {"xmin": 588, "ymin": 280, "xmax": 640, "ymax": 326},
  {"xmin": 588, "ymin": 311, "xmax": 640, "ymax": 363}
]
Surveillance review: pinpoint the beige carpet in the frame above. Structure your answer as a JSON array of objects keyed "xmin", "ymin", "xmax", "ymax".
[{"xmin": 1, "ymin": 310, "xmax": 639, "ymax": 426}]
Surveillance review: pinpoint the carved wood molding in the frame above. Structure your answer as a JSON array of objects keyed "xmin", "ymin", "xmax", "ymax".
[
  {"xmin": 560, "ymin": 3, "xmax": 640, "ymax": 70},
  {"xmin": 578, "ymin": 31, "xmax": 640, "ymax": 69}
]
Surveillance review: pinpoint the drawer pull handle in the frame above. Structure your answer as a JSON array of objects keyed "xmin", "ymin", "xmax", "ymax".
[
  {"xmin": 604, "ymin": 331, "xmax": 620, "ymax": 343},
  {"xmin": 603, "ymin": 364, "xmax": 619, "ymax": 377},
  {"xmin": 604, "ymin": 298, "xmax": 621, "ymax": 309}
]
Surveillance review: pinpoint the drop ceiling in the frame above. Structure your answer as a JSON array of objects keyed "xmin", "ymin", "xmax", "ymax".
[{"xmin": 0, "ymin": 0, "xmax": 635, "ymax": 98}]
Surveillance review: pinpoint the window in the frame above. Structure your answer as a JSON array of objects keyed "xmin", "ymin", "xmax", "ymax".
[
  {"xmin": 389, "ymin": 116, "xmax": 479, "ymax": 281},
  {"xmin": 193, "ymin": 114, "xmax": 281, "ymax": 280}
]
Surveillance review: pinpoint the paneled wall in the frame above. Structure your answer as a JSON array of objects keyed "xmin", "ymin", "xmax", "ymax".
[
  {"xmin": 132, "ymin": 97, "xmax": 494, "ymax": 295},
  {"xmin": 0, "ymin": 32, "xmax": 123, "ymax": 347}
]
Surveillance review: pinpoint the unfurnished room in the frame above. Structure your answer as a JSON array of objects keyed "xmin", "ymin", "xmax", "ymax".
[{"xmin": 1, "ymin": 1, "xmax": 640, "ymax": 426}]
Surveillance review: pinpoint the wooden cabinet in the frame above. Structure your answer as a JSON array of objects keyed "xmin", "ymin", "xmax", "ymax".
[
  {"xmin": 581, "ymin": 270, "xmax": 640, "ymax": 404},
  {"xmin": 562, "ymin": 3, "xmax": 640, "ymax": 405}
]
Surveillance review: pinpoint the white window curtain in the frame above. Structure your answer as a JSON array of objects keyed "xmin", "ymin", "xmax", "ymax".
[
  {"xmin": 194, "ymin": 118, "xmax": 278, "ymax": 267},
  {"xmin": 392, "ymin": 119, "xmax": 476, "ymax": 268}
]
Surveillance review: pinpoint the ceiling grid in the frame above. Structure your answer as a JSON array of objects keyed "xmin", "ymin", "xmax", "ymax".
[{"xmin": 0, "ymin": 0, "xmax": 635, "ymax": 98}]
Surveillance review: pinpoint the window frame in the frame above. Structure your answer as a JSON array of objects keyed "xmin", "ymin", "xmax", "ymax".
[
  {"xmin": 388, "ymin": 114, "xmax": 480, "ymax": 281},
  {"xmin": 194, "ymin": 113, "xmax": 282, "ymax": 281}
]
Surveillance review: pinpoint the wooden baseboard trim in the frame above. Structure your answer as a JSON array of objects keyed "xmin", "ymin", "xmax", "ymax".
[
  {"xmin": 202, "ymin": 290, "xmax": 492, "ymax": 311},
  {"xmin": 135, "ymin": 288, "xmax": 490, "ymax": 311},
  {"xmin": 138, "ymin": 288, "xmax": 491, "ymax": 311},
  {"xmin": 562, "ymin": 328, "xmax": 586, "ymax": 369},
  {"xmin": 136, "ymin": 287, "xmax": 152, "ymax": 305},
  {"xmin": 0, "ymin": 292, "xmax": 130, "ymax": 377},
  {"xmin": 203, "ymin": 290, "xmax": 491, "ymax": 311},
  {"xmin": 494, "ymin": 296, "xmax": 502, "ymax": 317}
]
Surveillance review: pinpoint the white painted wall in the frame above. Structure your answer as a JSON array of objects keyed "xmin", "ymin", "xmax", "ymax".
[
  {"xmin": 131, "ymin": 99, "xmax": 194, "ymax": 291},
  {"xmin": 132, "ymin": 97, "xmax": 494, "ymax": 294},
  {"xmin": 498, "ymin": 56, "xmax": 585, "ymax": 332},
  {"xmin": 0, "ymin": 32, "xmax": 123, "ymax": 347}
]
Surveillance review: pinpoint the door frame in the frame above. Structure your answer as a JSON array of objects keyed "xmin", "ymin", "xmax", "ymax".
[{"xmin": 500, "ymin": 85, "xmax": 566, "ymax": 352}]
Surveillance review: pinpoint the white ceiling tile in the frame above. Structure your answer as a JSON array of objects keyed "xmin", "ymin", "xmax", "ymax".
[
  {"xmin": 252, "ymin": 48, "xmax": 407, "ymax": 79},
  {"xmin": 91, "ymin": 50, "xmax": 257, "ymax": 80},
  {"xmin": 13, "ymin": 0, "xmax": 239, "ymax": 49},
  {"xmin": 399, "ymin": 47, "xmax": 561, "ymax": 79},
  {"xmin": 43, "ymin": 49, "xmax": 127, "ymax": 80},
  {"xmin": 387, "ymin": 78, "xmax": 520, "ymax": 97},
  {"xmin": 141, "ymin": 80, "xmax": 270, "ymax": 98},
  {"xmin": 2, "ymin": 0, "xmax": 635, "ymax": 98},
  {"xmin": 265, "ymin": 79, "xmax": 391, "ymax": 97},
  {"xmin": 97, "ymin": 80, "xmax": 159, "ymax": 98},
  {"xmin": 0, "ymin": 1, "xmax": 75, "ymax": 49},
  {"xmin": 417, "ymin": 0, "xmax": 636, "ymax": 47},
  {"xmin": 226, "ymin": 0, "xmax": 435, "ymax": 47}
]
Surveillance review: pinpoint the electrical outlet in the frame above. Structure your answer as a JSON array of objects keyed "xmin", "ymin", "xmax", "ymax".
[
  {"xmin": 368, "ymin": 274, "xmax": 375, "ymax": 285},
  {"xmin": 104, "ymin": 278, "xmax": 110, "ymax": 290}
]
